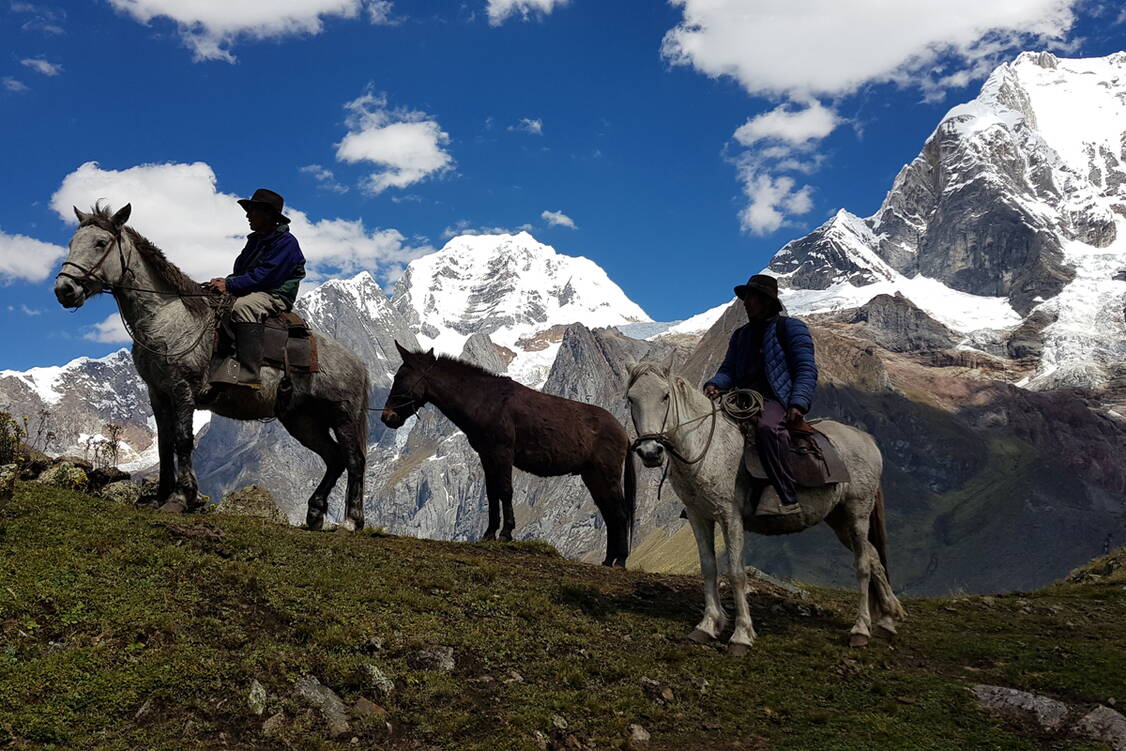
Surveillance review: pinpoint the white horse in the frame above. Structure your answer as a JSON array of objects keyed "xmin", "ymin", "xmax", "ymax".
[{"xmin": 626, "ymin": 362, "xmax": 906, "ymax": 654}]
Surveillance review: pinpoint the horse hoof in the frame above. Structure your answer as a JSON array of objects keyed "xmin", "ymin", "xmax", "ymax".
[
  {"xmin": 849, "ymin": 633, "xmax": 870, "ymax": 648},
  {"xmin": 687, "ymin": 629, "xmax": 714, "ymax": 644},
  {"xmin": 727, "ymin": 643, "xmax": 751, "ymax": 657},
  {"xmin": 338, "ymin": 519, "xmax": 357, "ymax": 533},
  {"xmin": 480, "ymin": 531, "xmax": 496, "ymax": 542},
  {"xmin": 499, "ymin": 532, "xmax": 513, "ymax": 542},
  {"xmin": 613, "ymin": 558, "xmax": 627, "ymax": 568},
  {"xmin": 158, "ymin": 501, "xmax": 187, "ymax": 514},
  {"xmin": 601, "ymin": 559, "xmax": 614, "ymax": 567},
  {"xmin": 306, "ymin": 515, "xmax": 324, "ymax": 532},
  {"xmin": 874, "ymin": 624, "xmax": 897, "ymax": 640}
]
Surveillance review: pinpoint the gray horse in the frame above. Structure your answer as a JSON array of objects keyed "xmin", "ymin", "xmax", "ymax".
[
  {"xmin": 53, "ymin": 203, "xmax": 370, "ymax": 531},
  {"xmin": 626, "ymin": 362, "xmax": 906, "ymax": 654}
]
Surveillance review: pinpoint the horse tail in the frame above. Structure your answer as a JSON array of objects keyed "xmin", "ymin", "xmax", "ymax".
[
  {"xmin": 869, "ymin": 485, "xmax": 889, "ymax": 581},
  {"xmin": 624, "ymin": 446, "xmax": 637, "ymax": 553}
]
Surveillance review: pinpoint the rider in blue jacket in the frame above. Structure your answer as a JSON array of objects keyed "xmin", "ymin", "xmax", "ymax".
[{"xmin": 704, "ymin": 274, "xmax": 818, "ymax": 516}]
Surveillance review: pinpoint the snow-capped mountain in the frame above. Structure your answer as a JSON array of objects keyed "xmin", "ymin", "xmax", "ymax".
[
  {"xmin": 391, "ymin": 232, "xmax": 650, "ymax": 385},
  {"xmin": 0, "ymin": 349, "xmax": 158, "ymax": 464},
  {"xmin": 768, "ymin": 51, "xmax": 1126, "ymax": 396}
]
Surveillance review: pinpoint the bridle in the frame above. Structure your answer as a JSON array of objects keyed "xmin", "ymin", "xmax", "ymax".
[
  {"xmin": 629, "ymin": 379, "xmax": 719, "ymax": 466},
  {"xmin": 55, "ymin": 224, "xmax": 226, "ymax": 359},
  {"xmin": 55, "ymin": 227, "xmax": 131, "ymax": 298},
  {"xmin": 383, "ymin": 361, "xmax": 437, "ymax": 417}
]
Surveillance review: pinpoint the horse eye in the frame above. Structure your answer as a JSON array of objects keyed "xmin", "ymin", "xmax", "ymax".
[
  {"xmin": 94, "ymin": 240, "xmax": 106, "ymax": 248},
  {"xmin": 661, "ymin": 394, "xmax": 669, "ymax": 402}
]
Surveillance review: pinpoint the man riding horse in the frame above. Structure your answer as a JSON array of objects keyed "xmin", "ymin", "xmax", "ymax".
[
  {"xmin": 703, "ymin": 273, "xmax": 817, "ymax": 517},
  {"xmin": 206, "ymin": 188, "xmax": 306, "ymax": 391}
]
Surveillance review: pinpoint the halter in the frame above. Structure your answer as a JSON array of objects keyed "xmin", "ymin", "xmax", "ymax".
[
  {"xmin": 383, "ymin": 360, "xmax": 437, "ymax": 416},
  {"xmin": 630, "ymin": 385, "xmax": 719, "ymax": 465}
]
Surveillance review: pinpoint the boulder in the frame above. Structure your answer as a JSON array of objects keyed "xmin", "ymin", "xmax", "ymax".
[
  {"xmin": 293, "ymin": 676, "xmax": 350, "ymax": 738},
  {"xmin": 217, "ymin": 484, "xmax": 287, "ymax": 524},
  {"xmin": 0, "ymin": 463, "xmax": 16, "ymax": 501},
  {"xmin": 970, "ymin": 684, "xmax": 1069, "ymax": 732},
  {"xmin": 36, "ymin": 462, "xmax": 89, "ymax": 492},
  {"xmin": 89, "ymin": 466, "xmax": 131, "ymax": 492},
  {"xmin": 1074, "ymin": 705, "xmax": 1126, "ymax": 750},
  {"xmin": 98, "ymin": 480, "xmax": 142, "ymax": 506}
]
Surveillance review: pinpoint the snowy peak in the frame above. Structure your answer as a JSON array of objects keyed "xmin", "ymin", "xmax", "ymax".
[{"xmin": 390, "ymin": 232, "xmax": 650, "ymax": 384}]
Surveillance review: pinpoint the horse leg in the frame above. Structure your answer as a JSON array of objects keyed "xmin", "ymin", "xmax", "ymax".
[
  {"xmin": 280, "ymin": 409, "xmax": 345, "ymax": 531},
  {"xmin": 480, "ymin": 454, "xmax": 513, "ymax": 541},
  {"xmin": 826, "ymin": 508, "xmax": 875, "ymax": 647},
  {"xmin": 331, "ymin": 416, "xmax": 366, "ymax": 532},
  {"xmin": 719, "ymin": 514, "xmax": 756, "ymax": 655},
  {"xmin": 581, "ymin": 467, "xmax": 628, "ymax": 567},
  {"xmin": 161, "ymin": 386, "xmax": 201, "ymax": 513},
  {"xmin": 685, "ymin": 509, "xmax": 726, "ymax": 642},
  {"xmin": 149, "ymin": 388, "xmax": 175, "ymax": 506}
]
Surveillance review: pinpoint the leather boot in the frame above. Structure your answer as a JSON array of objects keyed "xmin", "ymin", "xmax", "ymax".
[{"xmin": 233, "ymin": 322, "xmax": 265, "ymax": 387}]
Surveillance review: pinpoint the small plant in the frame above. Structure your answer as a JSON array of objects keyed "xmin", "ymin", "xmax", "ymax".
[
  {"xmin": 0, "ymin": 411, "xmax": 26, "ymax": 465},
  {"xmin": 23, "ymin": 408, "xmax": 58, "ymax": 454}
]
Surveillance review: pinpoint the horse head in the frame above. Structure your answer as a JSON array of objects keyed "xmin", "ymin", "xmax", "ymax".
[
  {"xmin": 381, "ymin": 341, "xmax": 436, "ymax": 428},
  {"xmin": 54, "ymin": 203, "xmax": 132, "ymax": 309},
  {"xmin": 626, "ymin": 361, "xmax": 679, "ymax": 468}
]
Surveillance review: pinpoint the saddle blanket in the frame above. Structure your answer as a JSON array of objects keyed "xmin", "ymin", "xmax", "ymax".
[
  {"xmin": 262, "ymin": 311, "xmax": 318, "ymax": 373},
  {"xmin": 744, "ymin": 425, "xmax": 850, "ymax": 488}
]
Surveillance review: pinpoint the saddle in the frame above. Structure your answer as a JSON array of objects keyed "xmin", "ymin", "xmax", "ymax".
[
  {"xmin": 261, "ymin": 312, "xmax": 318, "ymax": 373},
  {"xmin": 743, "ymin": 421, "xmax": 850, "ymax": 488},
  {"xmin": 210, "ymin": 311, "xmax": 319, "ymax": 379}
]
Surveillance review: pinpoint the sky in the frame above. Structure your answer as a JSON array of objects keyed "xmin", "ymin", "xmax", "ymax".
[{"xmin": 2, "ymin": 0, "xmax": 1126, "ymax": 370}]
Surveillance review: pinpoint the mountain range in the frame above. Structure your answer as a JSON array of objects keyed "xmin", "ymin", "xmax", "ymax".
[{"xmin": 2, "ymin": 51, "xmax": 1125, "ymax": 594}]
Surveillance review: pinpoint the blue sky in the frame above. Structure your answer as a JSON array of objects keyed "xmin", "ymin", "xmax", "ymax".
[{"xmin": 2, "ymin": 0, "xmax": 1125, "ymax": 370}]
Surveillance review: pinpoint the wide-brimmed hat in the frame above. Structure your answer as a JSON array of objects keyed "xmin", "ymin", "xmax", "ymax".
[
  {"xmin": 734, "ymin": 274, "xmax": 783, "ymax": 312},
  {"xmin": 237, "ymin": 188, "xmax": 290, "ymax": 224}
]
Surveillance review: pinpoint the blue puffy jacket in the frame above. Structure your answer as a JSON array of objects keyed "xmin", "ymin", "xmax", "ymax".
[{"xmin": 705, "ymin": 315, "xmax": 818, "ymax": 413}]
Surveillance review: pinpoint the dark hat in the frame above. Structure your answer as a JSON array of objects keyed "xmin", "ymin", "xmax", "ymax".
[
  {"xmin": 237, "ymin": 188, "xmax": 290, "ymax": 224},
  {"xmin": 734, "ymin": 274, "xmax": 783, "ymax": 312}
]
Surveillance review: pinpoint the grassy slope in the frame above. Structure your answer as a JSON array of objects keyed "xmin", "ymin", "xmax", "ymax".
[{"xmin": 1, "ymin": 483, "xmax": 1123, "ymax": 751}]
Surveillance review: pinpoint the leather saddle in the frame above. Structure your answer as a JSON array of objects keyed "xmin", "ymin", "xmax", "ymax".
[
  {"xmin": 211, "ymin": 311, "xmax": 319, "ymax": 378},
  {"xmin": 261, "ymin": 311, "xmax": 318, "ymax": 373},
  {"xmin": 744, "ymin": 421, "xmax": 850, "ymax": 488}
]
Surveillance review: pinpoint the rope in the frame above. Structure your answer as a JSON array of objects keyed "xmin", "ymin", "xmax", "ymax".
[{"xmin": 718, "ymin": 388, "xmax": 765, "ymax": 423}]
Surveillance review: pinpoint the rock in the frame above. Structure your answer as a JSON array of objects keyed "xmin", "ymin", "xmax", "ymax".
[
  {"xmin": 361, "ymin": 663, "xmax": 395, "ymax": 697},
  {"xmin": 293, "ymin": 675, "xmax": 351, "ymax": 738},
  {"xmin": 532, "ymin": 729, "xmax": 549, "ymax": 750},
  {"xmin": 849, "ymin": 293, "xmax": 958, "ymax": 352},
  {"xmin": 628, "ymin": 723, "xmax": 651, "ymax": 744},
  {"xmin": 551, "ymin": 714, "xmax": 569, "ymax": 730},
  {"xmin": 970, "ymin": 684, "xmax": 1069, "ymax": 731},
  {"xmin": 57, "ymin": 456, "xmax": 94, "ymax": 473},
  {"xmin": 262, "ymin": 712, "xmax": 286, "ymax": 737},
  {"xmin": 0, "ymin": 463, "xmax": 16, "ymax": 501},
  {"xmin": 136, "ymin": 477, "xmax": 161, "ymax": 508},
  {"xmin": 1074, "ymin": 705, "xmax": 1126, "ymax": 750},
  {"xmin": 88, "ymin": 466, "xmax": 130, "ymax": 491},
  {"xmin": 217, "ymin": 484, "xmax": 288, "ymax": 524},
  {"xmin": 503, "ymin": 669, "xmax": 524, "ymax": 684},
  {"xmin": 413, "ymin": 646, "xmax": 455, "ymax": 673},
  {"xmin": 98, "ymin": 480, "xmax": 142, "ymax": 506},
  {"xmin": 248, "ymin": 679, "xmax": 267, "ymax": 716},
  {"xmin": 36, "ymin": 462, "xmax": 89, "ymax": 492},
  {"xmin": 351, "ymin": 698, "xmax": 387, "ymax": 719}
]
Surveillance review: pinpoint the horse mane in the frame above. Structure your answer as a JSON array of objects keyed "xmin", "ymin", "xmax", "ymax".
[
  {"xmin": 81, "ymin": 204, "xmax": 209, "ymax": 315},
  {"xmin": 627, "ymin": 362, "xmax": 670, "ymax": 389},
  {"xmin": 434, "ymin": 353, "xmax": 509, "ymax": 381}
]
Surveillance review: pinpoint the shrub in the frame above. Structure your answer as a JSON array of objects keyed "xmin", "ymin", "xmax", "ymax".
[{"xmin": 0, "ymin": 411, "xmax": 26, "ymax": 465}]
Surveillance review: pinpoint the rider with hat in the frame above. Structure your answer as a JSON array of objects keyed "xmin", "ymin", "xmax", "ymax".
[
  {"xmin": 703, "ymin": 274, "xmax": 818, "ymax": 516},
  {"xmin": 206, "ymin": 188, "xmax": 306, "ymax": 389}
]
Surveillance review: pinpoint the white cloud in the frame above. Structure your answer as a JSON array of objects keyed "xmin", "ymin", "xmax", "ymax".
[
  {"xmin": 735, "ymin": 164, "xmax": 814, "ymax": 236},
  {"xmin": 84, "ymin": 313, "xmax": 130, "ymax": 343},
  {"xmin": 662, "ymin": 0, "xmax": 1077, "ymax": 99},
  {"xmin": 367, "ymin": 0, "xmax": 395, "ymax": 24},
  {"xmin": 49, "ymin": 161, "xmax": 432, "ymax": 286},
  {"xmin": 662, "ymin": 0, "xmax": 1079, "ymax": 234},
  {"xmin": 733, "ymin": 101, "xmax": 839, "ymax": 147},
  {"xmin": 441, "ymin": 221, "xmax": 533, "ymax": 239},
  {"xmin": 486, "ymin": 0, "xmax": 568, "ymax": 25},
  {"xmin": 8, "ymin": 304, "xmax": 44, "ymax": 316},
  {"xmin": 335, "ymin": 89, "xmax": 454, "ymax": 194},
  {"xmin": 509, "ymin": 117, "xmax": 543, "ymax": 135},
  {"xmin": 105, "ymin": 0, "xmax": 384, "ymax": 62},
  {"xmin": 2, "ymin": 77, "xmax": 28, "ymax": 92},
  {"xmin": 0, "ymin": 228, "xmax": 66, "ymax": 283},
  {"xmin": 11, "ymin": 3, "xmax": 66, "ymax": 34},
  {"xmin": 540, "ymin": 209, "xmax": 577, "ymax": 229},
  {"xmin": 299, "ymin": 164, "xmax": 349, "ymax": 193},
  {"xmin": 20, "ymin": 58, "xmax": 62, "ymax": 76}
]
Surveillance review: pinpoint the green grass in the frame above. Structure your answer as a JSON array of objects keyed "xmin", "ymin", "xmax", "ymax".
[{"xmin": 1, "ymin": 482, "xmax": 1123, "ymax": 750}]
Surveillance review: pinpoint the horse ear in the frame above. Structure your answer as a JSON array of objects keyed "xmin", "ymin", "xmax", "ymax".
[
  {"xmin": 74, "ymin": 206, "xmax": 90, "ymax": 224},
  {"xmin": 110, "ymin": 203, "xmax": 131, "ymax": 228},
  {"xmin": 394, "ymin": 340, "xmax": 410, "ymax": 359},
  {"xmin": 424, "ymin": 348, "xmax": 435, "ymax": 361}
]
